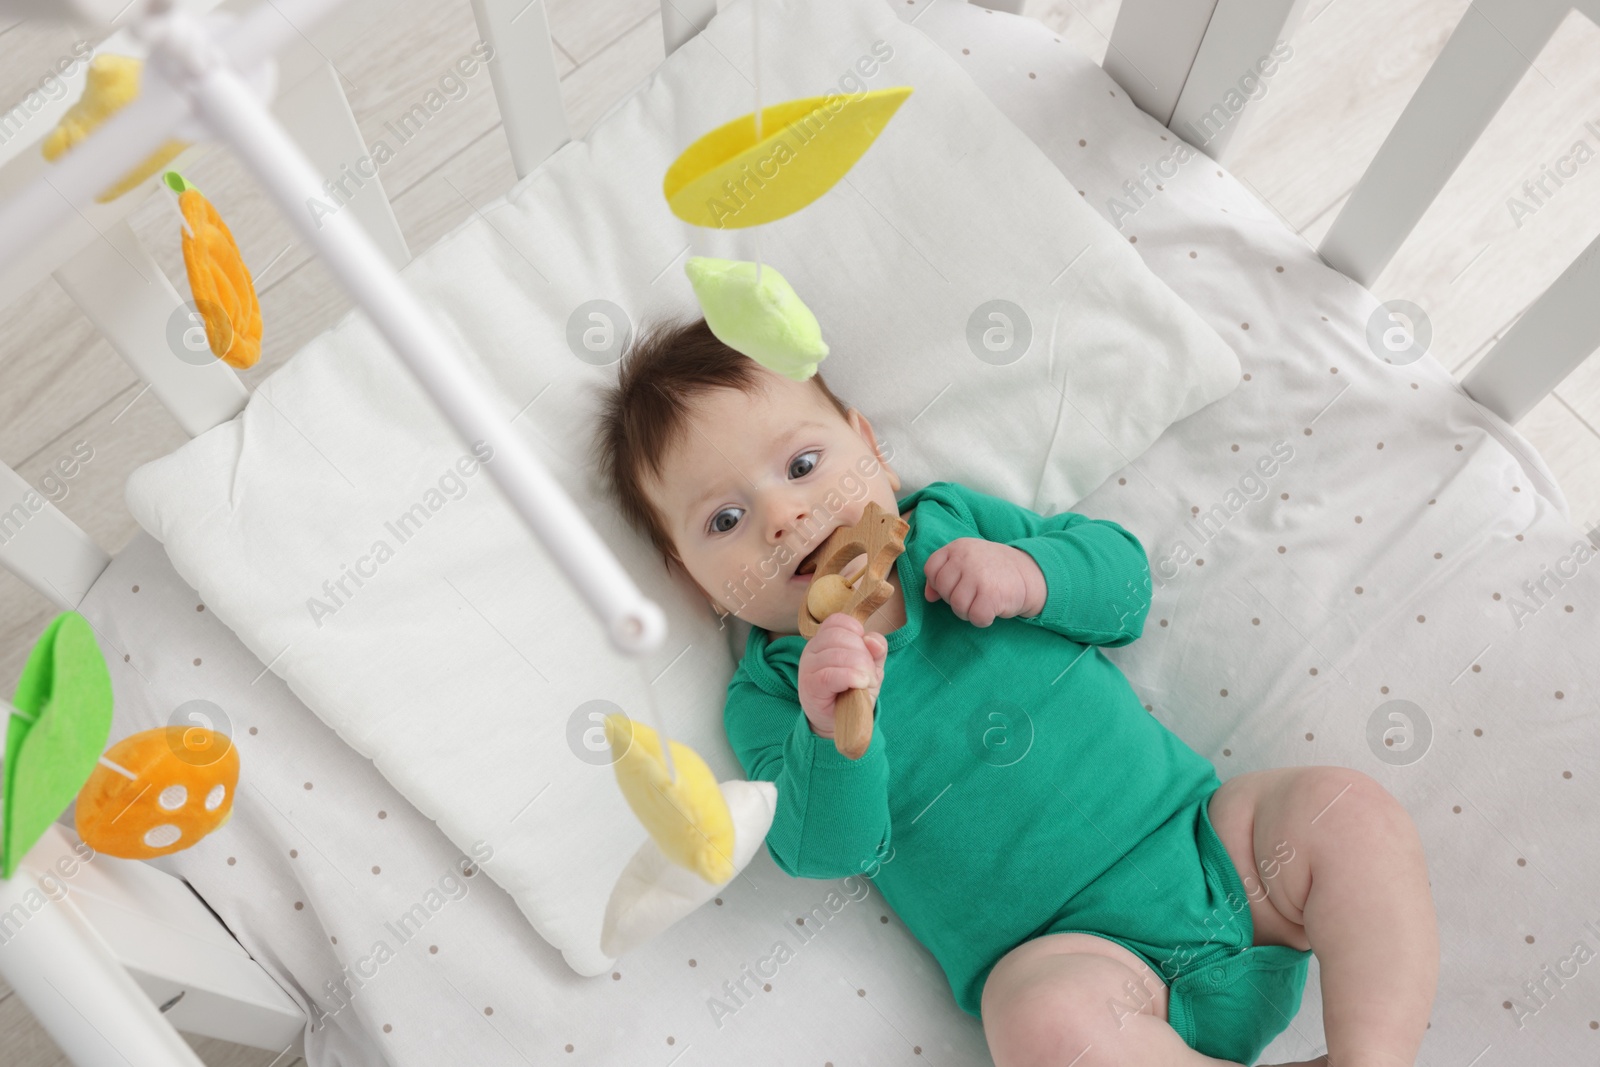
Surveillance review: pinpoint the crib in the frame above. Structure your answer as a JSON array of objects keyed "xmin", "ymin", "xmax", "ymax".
[{"xmin": 1, "ymin": 0, "xmax": 1597, "ymax": 1064}]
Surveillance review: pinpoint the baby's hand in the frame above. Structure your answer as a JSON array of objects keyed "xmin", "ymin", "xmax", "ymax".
[
  {"xmin": 924, "ymin": 538, "xmax": 1047, "ymax": 627},
  {"xmin": 797, "ymin": 614, "xmax": 888, "ymax": 739}
]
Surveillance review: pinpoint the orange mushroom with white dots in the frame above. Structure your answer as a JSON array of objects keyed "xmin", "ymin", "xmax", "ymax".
[{"xmin": 75, "ymin": 725, "xmax": 239, "ymax": 859}]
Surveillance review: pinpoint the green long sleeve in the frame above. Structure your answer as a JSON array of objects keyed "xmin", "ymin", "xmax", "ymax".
[
  {"xmin": 723, "ymin": 651, "xmax": 892, "ymax": 880},
  {"xmin": 931, "ymin": 480, "xmax": 1153, "ymax": 646}
]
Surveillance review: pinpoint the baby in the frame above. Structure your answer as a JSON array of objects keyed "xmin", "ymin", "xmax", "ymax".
[{"xmin": 596, "ymin": 317, "xmax": 1439, "ymax": 1067}]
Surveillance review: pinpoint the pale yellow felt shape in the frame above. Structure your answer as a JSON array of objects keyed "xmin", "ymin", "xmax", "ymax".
[
  {"xmin": 685, "ymin": 256, "xmax": 829, "ymax": 381},
  {"xmin": 600, "ymin": 778, "xmax": 776, "ymax": 959},
  {"xmin": 664, "ymin": 87, "xmax": 912, "ymax": 229},
  {"xmin": 604, "ymin": 713, "xmax": 734, "ymax": 885},
  {"xmin": 42, "ymin": 55, "xmax": 188, "ymax": 203}
]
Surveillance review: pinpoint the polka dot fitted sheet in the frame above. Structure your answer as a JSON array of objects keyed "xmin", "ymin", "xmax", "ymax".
[
  {"xmin": 913, "ymin": 3, "xmax": 1598, "ymax": 1065},
  {"xmin": 81, "ymin": 3, "xmax": 1597, "ymax": 1066}
]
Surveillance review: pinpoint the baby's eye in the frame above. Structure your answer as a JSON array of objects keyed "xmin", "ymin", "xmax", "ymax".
[
  {"xmin": 709, "ymin": 507, "xmax": 743, "ymax": 535},
  {"xmin": 790, "ymin": 450, "xmax": 820, "ymax": 479}
]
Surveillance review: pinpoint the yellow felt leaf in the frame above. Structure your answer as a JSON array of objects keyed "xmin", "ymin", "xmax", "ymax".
[
  {"xmin": 605, "ymin": 713, "xmax": 734, "ymax": 884},
  {"xmin": 664, "ymin": 86, "xmax": 911, "ymax": 229},
  {"xmin": 41, "ymin": 54, "xmax": 189, "ymax": 203}
]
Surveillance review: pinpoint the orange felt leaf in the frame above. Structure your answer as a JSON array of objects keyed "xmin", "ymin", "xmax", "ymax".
[{"xmin": 179, "ymin": 188, "xmax": 262, "ymax": 369}]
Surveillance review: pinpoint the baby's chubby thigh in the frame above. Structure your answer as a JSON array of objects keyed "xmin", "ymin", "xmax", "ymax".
[{"xmin": 979, "ymin": 931, "xmax": 1173, "ymax": 1067}]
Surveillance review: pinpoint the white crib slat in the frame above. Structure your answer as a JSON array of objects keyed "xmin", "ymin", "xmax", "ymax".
[
  {"xmin": 1462, "ymin": 233, "xmax": 1600, "ymax": 425},
  {"xmin": 1317, "ymin": 0, "xmax": 1568, "ymax": 287},
  {"xmin": 1168, "ymin": 0, "xmax": 1307, "ymax": 161},
  {"xmin": 54, "ymin": 826, "xmax": 307, "ymax": 1051},
  {"xmin": 0, "ymin": 83, "xmax": 199, "ymax": 314},
  {"xmin": 662, "ymin": 0, "xmax": 717, "ymax": 56},
  {"xmin": 0, "ymin": 456, "xmax": 110, "ymax": 611},
  {"xmin": 1104, "ymin": 0, "xmax": 1222, "ymax": 128},
  {"xmin": 469, "ymin": 0, "xmax": 570, "ymax": 180},
  {"xmin": 51, "ymin": 219, "xmax": 249, "ymax": 438},
  {"xmin": 0, "ymin": 826, "xmax": 211, "ymax": 1067},
  {"xmin": 272, "ymin": 61, "xmax": 411, "ymax": 270}
]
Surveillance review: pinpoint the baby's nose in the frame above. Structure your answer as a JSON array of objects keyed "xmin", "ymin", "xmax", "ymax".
[{"xmin": 764, "ymin": 501, "xmax": 813, "ymax": 550}]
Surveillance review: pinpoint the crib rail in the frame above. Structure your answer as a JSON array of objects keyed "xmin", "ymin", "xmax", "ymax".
[
  {"xmin": 662, "ymin": 0, "xmax": 717, "ymax": 56},
  {"xmin": 1105, "ymin": 0, "xmax": 1305, "ymax": 160},
  {"xmin": 2, "ymin": 0, "xmax": 1588, "ymax": 1063},
  {"xmin": 1317, "ymin": 0, "xmax": 1600, "ymax": 424},
  {"xmin": 0, "ymin": 824, "xmax": 305, "ymax": 1065},
  {"xmin": 0, "ymin": 462, "xmax": 109, "ymax": 609},
  {"xmin": 1316, "ymin": 0, "xmax": 1570, "ymax": 286},
  {"xmin": 471, "ymin": 0, "xmax": 569, "ymax": 177},
  {"xmin": 1109, "ymin": 0, "xmax": 1600, "ymax": 425}
]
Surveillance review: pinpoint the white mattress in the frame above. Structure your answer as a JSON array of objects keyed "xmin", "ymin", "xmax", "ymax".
[{"xmin": 86, "ymin": 3, "xmax": 1600, "ymax": 1066}]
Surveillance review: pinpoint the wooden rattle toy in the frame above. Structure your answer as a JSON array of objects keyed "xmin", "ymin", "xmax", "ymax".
[{"xmin": 797, "ymin": 501, "xmax": 909, "ymax": 760}]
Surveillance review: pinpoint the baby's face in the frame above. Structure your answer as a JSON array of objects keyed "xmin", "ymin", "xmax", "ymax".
[{"xmin": 646, "ymin": 369, "xmax": 901, "ymax": 634}]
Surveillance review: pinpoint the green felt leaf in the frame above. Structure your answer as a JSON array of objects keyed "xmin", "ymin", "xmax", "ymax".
[
  {"xmin": 685, "ymin": 256, "xmax": 829, "ymax": 381},
  {"xmin": 2, "ymin": 612, "xmax": 113, "ymax": 879},
  {"xmin": 163, "ymin": 171, "xmax": 199, "ymax": 195}
]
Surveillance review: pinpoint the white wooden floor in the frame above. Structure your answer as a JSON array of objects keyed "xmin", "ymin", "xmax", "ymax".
[{"xmin": 2, "ymin": 0, "xmax": 1598, "ymax": 1063}]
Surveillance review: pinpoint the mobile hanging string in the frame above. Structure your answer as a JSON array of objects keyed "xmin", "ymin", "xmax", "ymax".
[{"xmin": 752, "ymin": 0, "xmax": 762, "ymax": 285}]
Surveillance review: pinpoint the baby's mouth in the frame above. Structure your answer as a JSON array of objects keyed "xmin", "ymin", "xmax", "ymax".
[{"xmin": 793, "ymin": 535, "xmax": 832, "ymax": 580}]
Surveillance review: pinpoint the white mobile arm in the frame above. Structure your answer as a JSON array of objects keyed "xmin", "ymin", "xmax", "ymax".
[
  {"xmin": 0, "ymin": 0, "xmax": 667, "ymax": 658},
  {"xmin": 0, "ymin": 851, "xmax": 206, "ymax": 1067}
]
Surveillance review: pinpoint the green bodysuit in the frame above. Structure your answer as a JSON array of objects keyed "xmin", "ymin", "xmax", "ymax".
[{"xmin": 724, "ymin": 481, "xmax": 1311, "ymax": 1064}]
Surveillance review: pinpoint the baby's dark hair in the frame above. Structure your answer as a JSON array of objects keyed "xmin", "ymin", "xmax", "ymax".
[{"xmin": 594, "ymin": 316, "xmax": 853, "ymax": 570}]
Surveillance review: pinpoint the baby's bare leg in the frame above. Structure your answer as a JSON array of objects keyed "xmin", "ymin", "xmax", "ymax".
[
  {"xmin": 981, "ymin": 932, "xmax": 1241, "ymax": 1067},
  {"xmin": 1209, "ymin": 767, "xmax": 1438, "ymax": 1067}
]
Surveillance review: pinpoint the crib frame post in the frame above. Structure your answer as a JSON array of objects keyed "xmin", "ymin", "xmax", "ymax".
[
  {"xmin": 1106, "ymin": 0, "xmax": 1308, "ymax": 163},
  {"xmin": 0, "ymin": 823, "xmax": 305, "ymax": 1065},
  {"xmin": 1461, "ymin": 228, "xmax": 1600, "ymax": 425},
  {"xmin": 272, "ymin": 59, "xmax": 411, "ymax": 270},
  {"xmin": 1104, "ymin": 0, "xmax": 1221, "ymax": 134},
  {"xmin": 1317, "ymin": 0, "xmax": 1570, "ymax": 287},
  {"xmin": 470, "ymin": 0, "xmax": 570, "ymax": 179},
  {"xmin": 662, "ymin": 0, "xmax": 717, "ymax": 56},
  {"xmin": 0, "ymin": 858, "xmax": 207, "ymax": 1067},
  {"xmin": 52, "ymin": 219, "xmax": 251, "ymax": 440},
  {"xmin": 1170, "ymin": 0, "xmax": 1309, "ymax": 161},
  {"xmin": 0, "ymin": 457, "xmax": 109, "ymax": 611}
]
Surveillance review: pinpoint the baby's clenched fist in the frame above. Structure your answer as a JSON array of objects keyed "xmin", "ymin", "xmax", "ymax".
[
  {"xmin": 797, "ymin": 614, "xmax": 888, "ymax": 739},
  {"xmin": 924, "ymin": 538, "xmax": 1047, "ymax": 627}
]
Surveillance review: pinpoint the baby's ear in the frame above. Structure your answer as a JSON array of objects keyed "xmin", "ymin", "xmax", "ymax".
[{"xmin": 847, "ymin": 407, "xmax": 901, "ymax": 492}]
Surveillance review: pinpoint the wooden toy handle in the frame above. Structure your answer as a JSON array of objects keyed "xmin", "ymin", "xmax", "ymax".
[
  {"xmin": 797, "ymin": 501, "xmax": 908, "ymax": 762},
  {"xmin": 832, "ymin": 687, "xmax": 876, "ymax": 760}
]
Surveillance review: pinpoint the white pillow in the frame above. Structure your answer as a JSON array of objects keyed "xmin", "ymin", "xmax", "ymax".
[{"xmin": 127, "ymin": 0, "xmax": 1238, "ymax": 974}]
